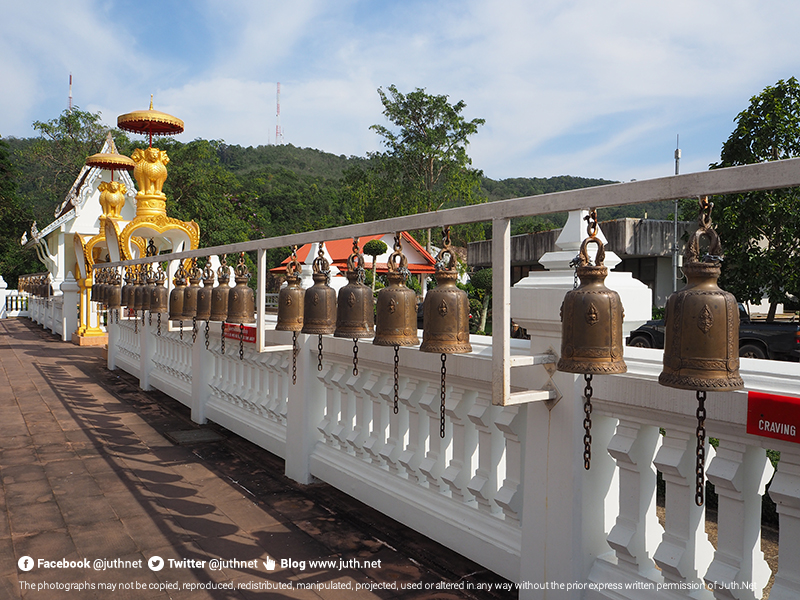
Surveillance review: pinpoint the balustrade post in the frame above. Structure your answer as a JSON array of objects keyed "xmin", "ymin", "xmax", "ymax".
[
  {"xmin": 419, "ymin": 383, "xmax": 450, "ymax": 492},
  {"xmin": 493, "ymin": 405, "xmax": 523, "ymax": 523},
  {"xmin": 0, "ymin": 276, "xmax": 7, "ymax": 319},
  {"xmin": 346, "ymin": 370, "xmax": 381, "ymax": 459},
  {"xmin": 284, "ymin": 333, "xmax": 326, "ymax": 484},
  {"xmin": 191, "ymin": 322, "xmax": 211, "ymax": 424},
  {"xmin": 398, "ymin": 379, "xmax": 430, "ymax": 484},
  {"xmin": 767, "ymin": 448, "xmax": 800, "ymax": 600},
  {"xmin": 704, "ymin": 441, "xmax": 772, "ymax": 600},
  {"xmin": 139, "ymin": 308, "xmax": 154, "ymax": 391},
  {"xmin": 605, "ymin": 420, "xmax": 662, "ymax": 578},
  {"xmin": 653, "ymin": 427, "xmax": 716, "ymax": 589},
  {"xmin": 468, "ymin": 397, "xmax": 505, "ymax": 516},
  {"xmin": 378, "ymin": 374, "xmax": 410, "ymax": 475},
  {"xmin": 442, "ymin": 388, "xmax": 478, "ymax": 503}
]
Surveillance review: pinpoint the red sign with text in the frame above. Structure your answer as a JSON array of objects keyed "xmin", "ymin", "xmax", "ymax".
[
  {"xmin": 223, "ymin": 323, "xmax": 256, "ymax": 344},
  {"xmin": 747, "ymin": 391, "xmax": 800, "ymax": 444}
]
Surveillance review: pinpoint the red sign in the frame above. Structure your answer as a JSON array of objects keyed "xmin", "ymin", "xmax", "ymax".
[
  {"xmin": 747, "ymin": 391, "xmax": 800, "ymax": 444},
  {"xmin": 223, "ymin": 323, "xmax": 256, "ymax": 344}
]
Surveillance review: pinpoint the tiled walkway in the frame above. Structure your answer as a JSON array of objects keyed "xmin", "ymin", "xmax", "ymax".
[{"xmin": 0, "ymin": 319, "xmax": 512, "ymax": 599}]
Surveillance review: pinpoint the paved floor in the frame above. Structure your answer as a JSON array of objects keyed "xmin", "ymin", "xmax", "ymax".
[{"xmin": 0, "ymin": 319, "xmax": 513, "ymax": 599}]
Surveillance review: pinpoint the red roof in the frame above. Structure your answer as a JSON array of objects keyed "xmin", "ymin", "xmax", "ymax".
[{"xmin": 271, "ymin": 232, "xmax": 436, "ymax": 274}]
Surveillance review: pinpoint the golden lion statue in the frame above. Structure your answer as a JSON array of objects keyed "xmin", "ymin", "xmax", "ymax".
[
  {"xmin": 98, "ymin": 181, "xmax": 127, "ymax": 219},
  {"xmin": 132, "ymin": 147, "xmax": 169, "ymax": 197}
]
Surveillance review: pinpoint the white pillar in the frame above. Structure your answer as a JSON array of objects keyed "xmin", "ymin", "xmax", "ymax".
[
  {"xmin": 284, "ymin": 332, "xmax": 326, "ymax": 484},
  {"xmin": 59, "ymin": 272, "xmax": 80, "ymax": 341},
  {"xmin": 0, "ymin": 276, "xmax": 7, "ymax": 319},
  {"xmin": 511, "ymin": 210, "xmax": 652, "ymax": 598}
]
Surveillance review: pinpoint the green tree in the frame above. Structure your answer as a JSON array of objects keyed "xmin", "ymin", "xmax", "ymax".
[
  {"xmin": 363, "ymin": 239, "xmax": 388, "ymax": 292},
  {"xmin": 370, "ymin": 85, "xmax": 486, "ymax": 250},
  {"xmin": 470, "ymin": 268, "xmax": 492, "ymax": 333},
  {"xmin": 0, "ymin": 138, "xmax": 38, "ymax": 287},
  {"xmin": 711, "ymin": 77, "xmax": 800, "ymax": 321}
]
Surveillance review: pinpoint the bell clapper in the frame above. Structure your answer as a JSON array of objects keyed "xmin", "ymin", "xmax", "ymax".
[
  {"xmin": 292, "ymin": 332, "xmax": 298, "ymax": 385},
  {"xmin": 318, "ymin": 334, "xmax": 324, "ymax": 371},
  {"xmin": 393, "ymin": 345, "xmax": 400, "ymax": 414},
  {"xmin": 695, "ymin": 390, "xmax": 707, "ymax": 506},
  {"xmin": 583, "ymin": 373, "xmax": 593, "ymax": 470},
  {"xmin": 352, "ymin": 338, "xmax": 359, "ymax": 376}
]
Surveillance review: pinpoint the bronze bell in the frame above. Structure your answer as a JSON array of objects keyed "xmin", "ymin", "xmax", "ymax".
[
  {"xmin": 182, "ymin": 259, "xmax": 202, "ymax": 319},
  {"xmin": 420, "ymin": 232, "xmax": 471, "ymax": 355},
  {"xmin": 659, "ymin": 227, "xmax": 743, "ymax": 392},
  {"xmin": 557, "ymin": 237, "xmax": 627, "ymax": 376},
  {"xmin": 334, "ymin": 239, "xmax": 374, "ymax": 339},
  {"xmin": 276, "ymin": 248, "xmax": 304, "ymax": 332},
  {"xmin": 168, "ymin": 263, "xmax": 188, "ymax": 321},
  {"xmin": 659, "ymin": 198, "xmax": 742, "ymax": 507},
  {"xmin": 133, "ymin": 267, "xmax": 147, "ymax": 313},
  {"xmin": 196, "ymin": 259, "xmax": 215, "ymax": 321},
  {"xmin": 209, "ymin": 256, "xmax": 231, "ymax": 322},
  {"xmin": 121, "ymin": 267, "xmax": 134, "ymax": 308},
  {"xmin": 375, "ymin": 235, "xmax": 419, "ymax": 347},
  {"xmin": 141, "ymin": 264, "xmax": 154, "ymax": 313},
  {"xmin": 150, "ymin": 264, "xmax": 168, "ymax": 313},
  {"xmin": 301, "ymin": 243, "xmax": 336, "ymax": 335},
  {"xmin": 106, "ymin": 270, "xmax": 122, "ymax": 312},
  {"xmin": 226, "ymin": 253, "xmax": 255, "ymax": 324}
]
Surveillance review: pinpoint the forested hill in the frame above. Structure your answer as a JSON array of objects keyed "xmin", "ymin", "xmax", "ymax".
[{"xmin": 2, "ymin": 136, "xmax": 675, "ymax": 284}]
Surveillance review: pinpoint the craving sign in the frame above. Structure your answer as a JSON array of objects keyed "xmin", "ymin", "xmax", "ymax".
[
  {"xmin": 747, "ymin": 391, "xmax": 799, "ymax": 443},
  {"xmin": 223, "ymin": 323, "xmax": 256, "ymax": 343}
]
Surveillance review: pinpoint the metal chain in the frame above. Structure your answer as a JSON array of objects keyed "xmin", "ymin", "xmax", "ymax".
[
  {"xmin": 148, "ymin": 311, "xmax": 152, "ymax": 327},
  {"xmin": 192, "ymin": 316, "xmax": 197, "ymax": 344},
  {"xmin": 317, "ymin": 335, "xmax": 324, "ymax": 371},
  {"xmin": 134, "ymin": 314, "xmax": 138, "ymax": 334},
  {"xmin": 393, "ymin": 345, "xmax": 400, "ymax": 414},
  {"xmin": 141, "ymin": 308, "xmax": 145, "ymax": 325},
  {"xmin": 179, "ymin": 320, "xmax": 183, "ymax": 341},
  {"xmin": 157, "ymin": 312, "xmax": 161, "ymax": 336},
  {"xmin": 205, "ymin": 320, "xmax": 210, "ymax": 349},
  {"xmin": 352, "ymin": 339, "xmax": 359, "ymax": 376},
  {"xmin": 583, "ymin": 373, "xmax": 593, "ymax": 470},
  {"xmin": 292, "ymin": 332, "xmax": 298, "ymax": 385},
  {"xmin": 440, "ymin": 353, "xmax": 447, "ymax": 439},
  {"xmin": 221, "ymin": 322, "xmax": 226, "ymax": 354},
  {"xmin": 695, "ymin": 390, "xmax": 707, "ymax": 506},
  {"xmin": 239, "ymin": 324, "xmax": 244, "ymax": 361}
]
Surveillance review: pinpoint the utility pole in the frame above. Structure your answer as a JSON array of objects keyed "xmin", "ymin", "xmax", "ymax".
[
  {"xmin": 275, "ymin": 82, "xmax": 283, "ymax": 145},
  {"xmin": 673, "ymin": 135, "xmax": 681, "ymax": 291},
  {"xmin": 68, "ymin": 73, "xmax": 73, "ymax": 112}
]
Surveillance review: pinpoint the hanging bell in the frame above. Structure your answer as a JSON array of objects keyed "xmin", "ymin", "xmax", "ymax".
[
  {"xmin": 226, "ymin": 253, "xmax": 256, "ymax": 325},
  {"xmin": 276, "ymin": 248, "xmax": 304, "ymax": 332},
  {"xmin": 420, "ymin": 231, "xmax": 471, "ymax": 355},
  {"xmin": 556, "ymin": 237, "xmax": 627, "ymax": 376},
  {"xmin": 334, "ymin": 238, "xmax": 374, "ymax": 339},
  {"xmin": 182, "ymin": 259, "xmax": 202, "ymax": 319},
  {"xmin": 106, "ymin": 269, "xmax": 122, "ymax": 312},
  {"xmin": 168, "ymin": 262, "xmax": 188, "ymax": 321},
  {"xmin": 659, "ymin": 226, "xmax": 742, "ymax": 392},
  {"xmin": 301, "ymin": 243, "xmax": 337, "ymax": 335},
  {"xmin": 141, "ymin": 264, "xmax": 153, "ymax": 313},
  {"xmin": 121, "ymin": 267, "xmax": 134, "ymax": 308},
  {"xmin": 90, "ymin": 271, "xmax": 98, "ymax": 302},
  {"xmin": 209, "ymin": 256, "xmax": 232, "ymax": 322},
  {"xmin": 196, "ymin": 259, "xmax": 215, "ymax": 321},
  {"xmin": 659, "ymin": 197, "xmax": 742, "ymax": 507},
  {"xmin": 150, "ymin": 263, "xmax": 168, "ymax": 313},
  {"xmin": 374, "ymin": 235, "xmax": 419, "ymax": 347},
  {"xmin": 133, "ymin": 267, "xmax": 147, "ymax": 313}
]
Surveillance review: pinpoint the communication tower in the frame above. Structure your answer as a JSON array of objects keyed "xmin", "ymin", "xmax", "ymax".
[
  {"xmin": 275, "ymin": 82, "xmax": 284, "ymax": 145},
  {"xmin": 69, "ymin": 73, "xmax": 73, "ymax": 112}
]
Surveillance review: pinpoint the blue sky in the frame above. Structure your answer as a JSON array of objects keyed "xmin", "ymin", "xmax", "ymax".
[{"xmin": 2, "ymin": 0, "xmax": 799, "ymax": 183}]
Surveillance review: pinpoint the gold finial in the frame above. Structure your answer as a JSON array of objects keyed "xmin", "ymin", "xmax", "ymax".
[{"xmin": 150, "ymin": 94, "xmax": 154, "ymax": 110}]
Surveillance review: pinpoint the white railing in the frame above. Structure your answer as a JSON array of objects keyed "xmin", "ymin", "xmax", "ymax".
[
  {"xmin": 2, "ymin": 291, "xmax": 30, "ymax": 318},
  {"xmin": 99, "ymin": 158, "xmax": 800, "ymax": 599}
]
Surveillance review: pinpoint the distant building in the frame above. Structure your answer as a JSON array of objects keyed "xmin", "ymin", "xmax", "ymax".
[{"xmin": 467, "ymin": 218, "xmax": 696, "ymax": 308}]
